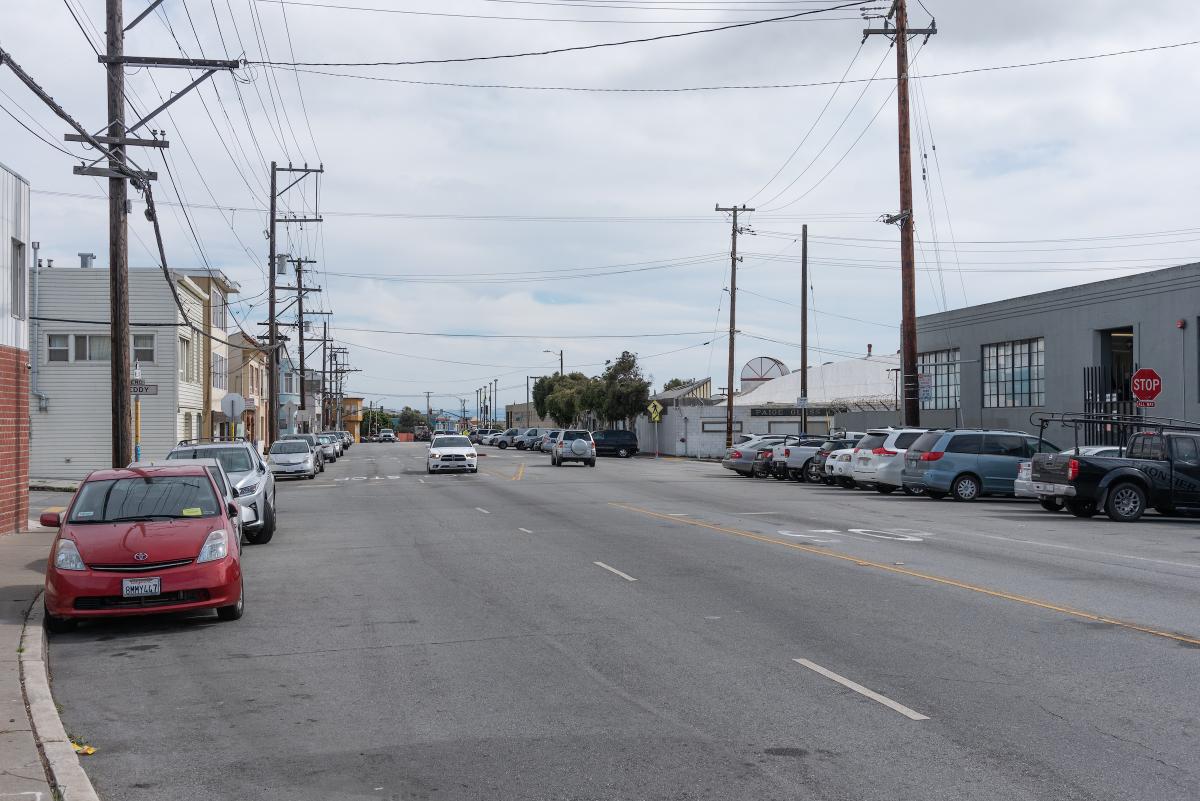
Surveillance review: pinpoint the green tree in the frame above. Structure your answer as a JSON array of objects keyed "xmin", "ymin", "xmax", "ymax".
[
  {"xmin": 545, "ymin": 372, "xmax": 592, "ymax": 427},
  {"xmin": 599, "ymin": 351, "xmax": 651, "ymax": 428},
  {"xmin": 532, "ymin": 374, "xmax": 558, "ymax": 421},
  {"xmin": 662, "ymin": 378, "xmax": 694, "ymax": 391},
  {"xmin": 395, "ymin": 406, "xmax": 424, "ymax": 432}
]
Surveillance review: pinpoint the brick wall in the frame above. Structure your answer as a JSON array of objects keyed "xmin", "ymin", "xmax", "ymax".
[{"xmin": 0, "ymin": 345, "xmax": 30, "ymax": 535}]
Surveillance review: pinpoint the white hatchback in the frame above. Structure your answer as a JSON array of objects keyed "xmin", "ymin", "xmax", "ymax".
[
  {"xmin": 427, "ymin": 435, "xmax": 478, "ymax": 474},
  {"xmin": 824, "ymin": 447, "xmax": 857, "ymax": 487}
]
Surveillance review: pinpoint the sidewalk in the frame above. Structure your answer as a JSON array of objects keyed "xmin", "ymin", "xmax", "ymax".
[
  {"xmin": 28, "ymin": 478, "xmax": 78, "ymax": 493},
  {"xmin": 0, "ymin": 518, "xmax": 56, "ymax": 799}
]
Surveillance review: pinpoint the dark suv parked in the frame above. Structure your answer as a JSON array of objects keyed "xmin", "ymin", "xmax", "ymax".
[{"xmin": 592, "ymin": 430, "xmax": 639, "ymax": 458}]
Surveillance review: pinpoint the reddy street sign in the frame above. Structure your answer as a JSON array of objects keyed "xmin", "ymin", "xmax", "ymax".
[{"xmin": 1131, "ymin": 368, "xmax": 1162, "ymax": 408}]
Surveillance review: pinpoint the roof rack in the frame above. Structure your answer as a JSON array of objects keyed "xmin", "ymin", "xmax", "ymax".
[
  {"xmin": 1029, "ymin": 411, "xmax": 1200, "ymax": 450},
  {"xmin": 175, "ymin": 437, "xmax": 247, "ymax": 446}
]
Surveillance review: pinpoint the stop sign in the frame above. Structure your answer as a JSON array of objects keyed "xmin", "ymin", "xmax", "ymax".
[{"xmin": 1131, "ymin": 368, "xmax": 1162, "ymax": 406}]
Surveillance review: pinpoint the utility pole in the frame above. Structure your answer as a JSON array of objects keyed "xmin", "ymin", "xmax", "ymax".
[
  {"xmin": 801, "ymin": 223, "xmax": 808, "ymax": 434},
  {"xmin": 865, "ymin": 0, "xmax": 936, "ymax": 427},
  {"xmin": 322, "ymin": 321, "xmax": 329, "ymax": 428},
  {"xmin": 425, "ymin": 391, "xmax": 433, "ymax": 429},
  {"xmin": 715, "ymin": 204, "xmax": 753, "ymax": 448},
  {"xmin": 266, "ymin": 161, "xmax": 324, "ymax": 446},
  {"xmin": 105, "ymin": 0, "xmax": 131, "ymax": 468}
]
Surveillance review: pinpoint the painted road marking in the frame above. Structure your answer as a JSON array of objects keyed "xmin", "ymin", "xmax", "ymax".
[
  {"xmin": 794, "ymin": 659, "xmax": 929, "ymax": 721},
  {"xmin": 475, "ymin": 507, "xmax": 490, "ymax": 514},
  {"xmin": 738, "ymin": 512, "xmax": 778, "ymax": 516},
  {"xmin": 848, "ymin": 528, "xmax": 925, "ymax": 543},
  {"xmin": 667, "ymin": 513, "xmax": 689, "ymax": 517},
  {"xmin": 512, "ymin": 463, "xmax": 525, "ymax": 481},
  {"xmin": 594, "ymin": 561, "xmax": 638, "ymax": 582},
  {"xmin": 778, "ymin": 530, "xmax": 839, "ymax": 543},
  {"xmin": 962, "ymin": 530, "xmax": 1200, "ymax": 571},
  {"xmin": 609, "ymin": 502, "xmax": 1200, "ymax": 647},
  {"xmin": 418, "ymin": 479, "xmax": 425, "ymax": 484},
  {"xmin": 518, "ymin": 527, "xmax": 533, "ymax": 534}
]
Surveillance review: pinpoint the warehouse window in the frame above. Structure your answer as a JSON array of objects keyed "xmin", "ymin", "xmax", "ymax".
[
  {"xmin": 983, "ymin": 337, "xmax": 1045, "ymax": 407},
  {"xmin": 133, "ymin": 334, "xmax": 155, "ymax": 364},
  {"xmin": 47, "ymin": 334, "xmax": 69, "ymax": 362},
  {"xmin": 10, "ymin": 239, "xmax": 26, "ymax": 319},
  {"xmin": 74, "ymin": 334, "xmax": 111, "ymax": 362},
  {"xmin": 917, "ymin": 348, "xmax": 960, "ymax": 410}
]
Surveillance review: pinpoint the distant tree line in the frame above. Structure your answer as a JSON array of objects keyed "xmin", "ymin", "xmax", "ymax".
[{"xmin": 532, "ymin": 350, "xmax": 651, "ymax": 429}]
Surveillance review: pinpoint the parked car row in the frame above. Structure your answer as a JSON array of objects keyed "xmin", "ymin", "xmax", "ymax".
[
  {"xmin": 724, "ymin": 426, "xmax": 1074, "ymax": 500},
  {"xmin": 40, "ymin": 431, "xmax": 358, "ymax": 633},
  {"xmin": 474, "ymin": 427, "xmax": 638, "ymax": 458}
]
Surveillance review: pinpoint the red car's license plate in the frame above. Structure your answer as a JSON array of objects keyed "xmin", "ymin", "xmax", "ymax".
[{"xmin": 122, "ymin": 577, "xmax": 161, "ymax": 597}]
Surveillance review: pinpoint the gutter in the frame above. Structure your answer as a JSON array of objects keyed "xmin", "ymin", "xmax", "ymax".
[{"xmin": 30, "ymin": 250, "xmax": 48, "ymax": 411}]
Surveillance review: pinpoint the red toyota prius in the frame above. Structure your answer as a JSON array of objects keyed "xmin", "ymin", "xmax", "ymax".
[{"xmin": 42, "ymin": 464, "xmax": 245, "ymax": 633}]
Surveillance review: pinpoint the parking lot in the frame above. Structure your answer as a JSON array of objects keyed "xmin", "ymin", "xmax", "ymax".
[{"xmin": 44, "ymin": 441, "xmax": 1200, "ymax": 800}]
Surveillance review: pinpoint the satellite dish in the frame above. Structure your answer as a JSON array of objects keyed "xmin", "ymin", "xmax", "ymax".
[{"xmin": 741, "ymin": 356, "xmax": 789, "ymax": 384}]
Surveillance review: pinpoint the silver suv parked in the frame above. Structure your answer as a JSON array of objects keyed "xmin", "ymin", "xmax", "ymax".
[
  {"xmin": 551, "ymin": 430, "xmax": 597, "ymax": 467},
  {"xmin": 166, "ymin": 438, "xmax": 276, "ymax": 543}
]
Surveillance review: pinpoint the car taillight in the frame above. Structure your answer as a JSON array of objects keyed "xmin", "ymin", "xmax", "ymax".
[
  {"xmin": 818, "ymin": 449, "xmax": 829, "ymax": 456},
  {"xmin": 920, "ymin": 451, "xmax": 944, "ymax": 461},
  {"xmin": 761, "ymin": 450, "xmax": 773, "ymax": 459},
  {"xmin": 1067, "ymin": 459, "xmax": 1079, "ymax": 481},
  {"xmin": 731, "ymin": 450, "xmax": 742, "ymax": 459},
  {"xmin": 782, "ymin": 448, "xmax": 791, "ymax": 458},
  {"xmin": 872, "ymin": 447, "xmax": 898, "ymax": 456},
  {"xmin": 852, "ymin": 448, "xmax": 860, "ymax": 453}
]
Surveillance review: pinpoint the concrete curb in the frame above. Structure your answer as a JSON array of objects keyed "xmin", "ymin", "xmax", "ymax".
[
  {"xmin": 29, "ymin": 483, "xmax": 78, "ymax": 493},
  {"xmin": 19, "ymin": 593, "xmax": 101, "ymax": 801}
]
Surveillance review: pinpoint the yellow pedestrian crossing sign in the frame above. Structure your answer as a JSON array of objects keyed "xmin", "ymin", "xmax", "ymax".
[{"xmin": 647, "ymin": 400, "xmax": 664, "ymax": 422}]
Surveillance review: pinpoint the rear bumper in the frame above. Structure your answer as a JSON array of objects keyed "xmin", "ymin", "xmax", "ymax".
[
  {"xmin": 1032, "ymin": 481, "xmax": 1075, "ymax": 497},
  {"xmin": 1013, "ymin": 478, "xmax": 1038, "ymax": 498},
  {"xmin": 46, "ymin": 559, "xmax": 242, "ymax": 619}
]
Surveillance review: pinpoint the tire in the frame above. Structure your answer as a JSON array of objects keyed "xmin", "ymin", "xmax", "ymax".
[
  {"xmin": 1067, "ymin": 499, "xmax": 1097, "ymax": 518},
  {"xmin": 43, "ymin": 605, "xmax": 76, "ymax": 634},
  {"xmin": 469, "ymin": 467, "xmax": 478, "ymax": 474},
  {"xmin": 617, "ymin": 447, "xmax": 630, "ymax": 458},
  {"xmin": 246, "ymin": 503, "xmax": 275, "ymax": 544},
  {"xmin": 950, "ymin": 474, "xmax": 981, "ymax": 502},
  {"xmin": 319, "ymin": 461, "xmax": 324, "ymax": 473},
  {"xmin": 902, "ymin": 485, "xmax": 924, "ymax": 497},
  {"xmin": 839, "ymin": 477, "xmax": 856, "ymax": 489},
  {"xmin": 1105, "ymin": 482, "xmax": 1147, "ymax": 522},
  {"xmin": 216, "ymin": 582, "xmax": 244, "ymax": 621},
  {"xmin": 1038, "ymin": 497, "xmax": 1064, "ymax": 512},
  {"xmin": 806, "ymin": 464, "xmax": 823, "ymax": 483},
  {"xmin": 773, "ymin": 467, "xmax": 789, "ymax": 481},
  {"xmin": 587, "ymin": 459, "xmax": 596, "ymax": 467},
  {"xmin": 926, "ymin": 490, "xmax": 947, "ymax": 500},
  {"xmin": 875, "ymin": 485, "xmax": 897, "ymax": 495},
  {"xmin": 516, "ymin": 442, "xmax": 526, "ymax": 450},
  {"xmin": 498, "ymin": 441, "xmax": 508, "ymax": 450},
  {"xmin": 307, "ymin": 472, "xmax": 315, "ymax": 480}
]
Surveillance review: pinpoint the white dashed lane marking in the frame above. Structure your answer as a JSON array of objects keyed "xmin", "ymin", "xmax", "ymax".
[
  {"xmin": 794, "ymin": 658, "xmax": 929, "ymax": 721},
  {"xmin": 593, "ymin": 561, "xmax": 638, "ymax": 582}
]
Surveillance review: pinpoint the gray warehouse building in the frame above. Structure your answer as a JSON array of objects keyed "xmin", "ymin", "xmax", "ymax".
[{"xmin": 913, "ymin": 262, "xmax": 1200, "ymax": 437}]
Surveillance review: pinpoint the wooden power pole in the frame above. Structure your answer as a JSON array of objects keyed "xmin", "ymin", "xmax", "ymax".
[
  {"xmin": 715, "ymin": 204, "xmax": 753, "ymax": 449},
  {"xmin": 105, "ymin": 0, "xmax": 131, "ymax": 467},
  {"xmin": 865, "ymin": 0, "xmax": 936, "ymax": 427},
  {"xmin": 801, "ymin": 223, "xmax": 808, "ymax": 434}
]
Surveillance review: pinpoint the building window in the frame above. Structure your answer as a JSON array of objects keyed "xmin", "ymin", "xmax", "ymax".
[
  {"xmin": 183, "ymin": 412, "xmax": 193, "ymax": 440},
  {"xmin": 10, "ymin": 239, "xmax": 26, "ymax": 320},
  {"xmin": 47, "ymin": 334, "xmax": 69, "ymax": 362},
  {"xmin": 74, "ymin": 334, "xmax": 111, "ymax": 362},
  {"xmin": 918, "ymin": 348, "xmax": 960, "ymax": 410},
  {"xmin": 179, "ymin": 337, "xmax": 194, "ymax": 382},
  {"xmin": 211, "ymin": 293, "xmax": 227, "ymax": 331},
  {"xmin": 133, "ymin": 334, "xmax": 155, "ymax": 364},
  {"xmin": 983, "ymin": 337, "xmax": 1045, "ymax": 408},
  {"xmin": 211, "ymin": 353, "xmax": 227, "ymax": 390}
]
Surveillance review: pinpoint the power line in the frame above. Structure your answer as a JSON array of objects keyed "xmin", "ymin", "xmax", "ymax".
[
  {"xmin": 246, "ymin": 1, "xmax": 865, "ymax": 66},
  {"xmin": 332, "ymin": 326, "xmax": 717, "ymax": 339},
  {"xmin": 275, "ymin": 39, "xmax": 1200, "ymax": 91}
]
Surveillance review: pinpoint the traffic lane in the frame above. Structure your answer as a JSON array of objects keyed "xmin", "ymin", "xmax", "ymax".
[
  {"xmin": 416, "ymin": 455, "xmax": 1200, "ymax": 800},
  {"xmin": 584, "ymin": 461, "xmax": 1200, "ymax": 639},
  {"xmin": 50, "ymin": 447, "xmax": 858, "ymax": 801}
]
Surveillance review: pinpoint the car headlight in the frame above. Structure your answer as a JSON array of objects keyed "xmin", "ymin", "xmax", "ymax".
[
  {"xmin": 430, "ymin": 452, "xmax": 440, "ymax": 459},
  {"xmin": 197, "ymin": 530, "xmax": 229, "ymax": 563},
  {"xmin": 54, "ymin": 539, "xmax": 85, "ymax": 571},
  {"xmin": 237, "ymin": 482, "xmax": 259, "ymax": 497},
  {"xmin": 468, "ymin": 452, "xmax": 477, "ymax": 458}
]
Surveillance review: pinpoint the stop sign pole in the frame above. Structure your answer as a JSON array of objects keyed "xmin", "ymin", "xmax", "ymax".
[{"xmin": 1131, "ymin": 368, "xmax": 1162, "ymax": 408}]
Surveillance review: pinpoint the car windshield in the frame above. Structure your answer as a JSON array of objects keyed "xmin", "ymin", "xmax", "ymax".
[
  {"xmin": 319, "ymin": 436, "xmax": 332, "ymax": 444},
  {"xmin": 270, "ymin": 441, "xmax": 309, "ymax": 455},
  {"xmin": 434, "ymin": 436, "xmax": 472, "ymax": 448},
  {"xmin": 172, "ymin": 447, "xmax": 253, "ymax": 474},
  {"xmin": 68, "ymin": 475, "xmax": 220, "ymax": 523}
]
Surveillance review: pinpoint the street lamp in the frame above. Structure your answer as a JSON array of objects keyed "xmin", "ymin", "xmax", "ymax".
[{"xmin": 544, "ymin": 349, "xmax": 564, "ymax": 375}]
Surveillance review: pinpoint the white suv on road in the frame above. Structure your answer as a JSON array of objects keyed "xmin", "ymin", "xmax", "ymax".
[
  {"xmin": 850, "ymin": 428, "xmax": 927, "ymax": 494},
  {"xmin": 551, "ymin": 430, "xmax": 596, "ymax": 467}
]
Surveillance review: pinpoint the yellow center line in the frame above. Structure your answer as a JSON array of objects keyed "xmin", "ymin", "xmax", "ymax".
[
  {"xmin": 609, "ymin": 502, "xmax": 1200, "ymax": 647},
  {"xmin": 511, "ymin": 463, "xmax": 526, "ymax": 481}
]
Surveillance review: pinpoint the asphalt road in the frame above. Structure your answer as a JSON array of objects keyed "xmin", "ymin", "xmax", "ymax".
[{"xmin": 47, "ymin": 443, "xmax": 1200, "ymax": 800}]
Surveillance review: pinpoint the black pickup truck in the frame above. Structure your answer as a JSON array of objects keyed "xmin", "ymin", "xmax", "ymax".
[{"xmin": 1031, "ymin": 429, "xmax": 1200, "ymax": 521}]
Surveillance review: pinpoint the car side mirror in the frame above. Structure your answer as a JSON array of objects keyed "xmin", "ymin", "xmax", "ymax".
[
  {"xmin": 258, "ymin": 463, "xmax": 267, "ymax": 474},
  {"xmin": 227, "ymin": 501, "xmax": 240, "ymax": 519},
  {"xmin": 39, "ymin": 511, "xmax": 61, "ymax": 528}
]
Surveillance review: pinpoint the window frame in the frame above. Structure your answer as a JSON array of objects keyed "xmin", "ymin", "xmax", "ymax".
[
  {"xmin": 133, "ymin": 333, "xmax": 155, "ymax": 365},
  {"xmin": 10, "ymin": 238, "xmax": 26, "ymax": 320},
  {"xmin": 47, "ymin": 333, "xmax": 69, "ymax": 362},
  {"xmin": 982, "ymin": 337, "xmax": 1045, "ymax": 408},
  {"xmin": 73, "ymin": 334, "xmax": 111, "ymax": 362},
  {"xmin": 917, "ymin": 348, "xmax": 960, "ymax": 411}
]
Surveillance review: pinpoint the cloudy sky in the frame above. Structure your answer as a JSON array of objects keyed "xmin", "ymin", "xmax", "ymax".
[{"xmin": 3, "ymin": 0, "xmax": 1198, "ymax": 417}]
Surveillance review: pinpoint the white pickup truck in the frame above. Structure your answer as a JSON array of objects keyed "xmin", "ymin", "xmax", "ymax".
[{"xmin": 769, "ymin": 436, "xmax": 830, "ymax": 481}]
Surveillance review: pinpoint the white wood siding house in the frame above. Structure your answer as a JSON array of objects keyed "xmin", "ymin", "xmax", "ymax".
[{"xmin": 29, "ymin": 266, "xmax": 208, "ymax": 479}]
